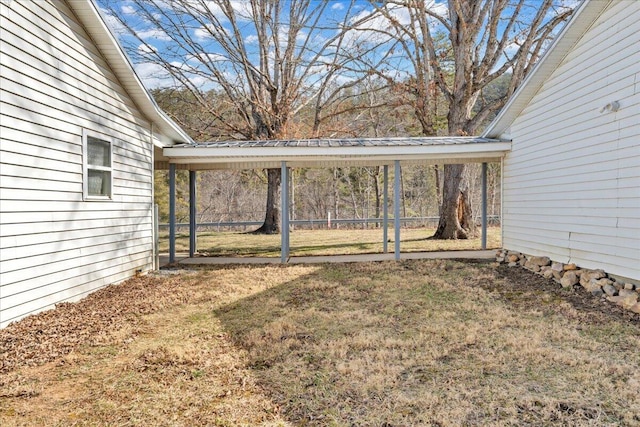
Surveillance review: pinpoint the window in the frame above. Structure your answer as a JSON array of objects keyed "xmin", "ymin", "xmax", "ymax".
[{"xmin": 83, "ymin": 130, "xmax": 113, "ymax": 200}]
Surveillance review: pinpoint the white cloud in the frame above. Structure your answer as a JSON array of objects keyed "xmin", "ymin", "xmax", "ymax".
[
  {"xmin": 229, "ymin": 0, "xmax": 254, "ymax": 22},
  {"xmin": 331, "ymin": 3, "xmax": 344, "ymax": 11},
  {"xmin": 138, "ymin": 43, "xmax": 158, "ymax": 54},
  {"xmin": 341, "ymin": 1, "xmax": 447, "ymax": 50},
  {"xmin": 186, "ymin": 53, "xmax": 228, "ymax": 63},
  {"xmin": 195, "ymin": 26, "xmax": 213, "ymax": 41},
  {"xmin": 100, "ymin": 8, "xmax": 128, "ymax": 36},
  {"xmin": 134, "ymin": 62, "xmax": 173, "ymax": 89},
  {"xmin": 136, "ymin": 28, "xmax": 172, "ymax": 41},
  {"xmin": 244, "ymin": 34, "xmax": 259, "ymax": 45},
  {"xmin": 194, "ymin": 24, "xmax": 231, "ymax": 41},
  {"xmin": 121, "ymin": 5, "xmax": 136, "ymax": 15}
]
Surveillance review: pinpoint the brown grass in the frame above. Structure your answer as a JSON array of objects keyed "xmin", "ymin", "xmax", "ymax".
[
  {"xmin": 1, "ymin": 260, "xmax": 639, "ymax": 426},
  {"xmin": 160, "ymin": 226, "xmax": 502, "ymax": 257}
]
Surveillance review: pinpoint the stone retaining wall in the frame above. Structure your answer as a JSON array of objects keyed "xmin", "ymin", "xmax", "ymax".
[{"xmin": 495, "ymin": 250, "xmax": 640, "ymax": 315}]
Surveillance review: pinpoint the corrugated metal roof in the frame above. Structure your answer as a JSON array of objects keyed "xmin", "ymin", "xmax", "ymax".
[
  {"xmin": 160, "ymin": 137, "xmax": 511, "ymax": 170},
  {"xmin": 173, "ymin": 136, "xmax": 500, "ymax": 149}
]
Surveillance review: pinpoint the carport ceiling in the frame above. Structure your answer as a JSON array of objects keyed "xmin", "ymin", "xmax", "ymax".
[{"xmin": 157, "ymin": 136, "xmax": 511, "ymax": 170}]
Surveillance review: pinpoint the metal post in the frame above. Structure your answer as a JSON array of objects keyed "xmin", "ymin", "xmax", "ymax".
[
  {"xmin": 168, "ymin": 163, "xmax": 176, "ymax": 263},
  {"xmin": 481, "ymin": 162, "xmax": 488, "ymax": 250},
  {"xmin": 281, "ymin": 162, "xmax": 289, "ymax": 263},
  {"xmin": 394, "ymin": 160, "xmax": 401, "ymax": 260},
  {"xmin": 154, "ymin": 204, "xmax": 159, "ymax": 269},
  {"xmin": 383, "ymin": 165, "xmax": 389, "ymax": 253},
  {"xmin": 189, "ymin": 170, "xmax": 197, "ymax": 257}
]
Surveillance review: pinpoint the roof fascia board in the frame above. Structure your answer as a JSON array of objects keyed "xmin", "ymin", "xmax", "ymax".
[
  {"xmin": 163, "ymin": 141, "xmax": 511, "ymax": 159},
  {"xmin": 155, "ymin": 155, "xmax": 506, "ymax": 171},
  {"xmin": 482, "ymin": 0, "xmax": 612, "ymax": 139}
]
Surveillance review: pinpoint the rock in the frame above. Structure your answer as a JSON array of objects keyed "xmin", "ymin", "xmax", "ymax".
[
  {"xmin": 592, "ymin": 278, "xmax": 614, "ymax": 288},
  {"xmin": 551, "ymin": 262, "xmax": 564, "ymax": 272},
  {"xmin": 563, "ymin": 263, "xmax": 578, "ymax": 271},
  {"xmin": 603, "ymin": 284, "xmax": 618, "ymax": 297},
  {"xmin": 581, "ymin": 270, "xmax": 606, "ymax": 282},
  {"xmin": 529, "ymin": 256, "xmax": 551, "ymax": 267},
  {"xmin": 519, "ymin": 258, "xmax": 526, "ymax": 266},
  {"xmin": 524, "ymin": 261, "xmax": 541, "ymax": 272},
  {"xmin": 508, "ymin": 262, "xmax": 518, "ymax": 268},
  {"xmin": 624, "ymin": 283, "xmax": 635, "ymax": 290},
  {"xmin": 542, "ymin": 268, "xmax": 554, "ymax": 279},
  {"xmin": 629, "ymin": 303, "xmax": 640, "ymax": 314},
  {"xmin": 582, "ymin": 278, "xmax": 605, "ymax": 293},
  {"xmin": 560, "ymin": 271, "xmax": 579, "ymax": 289},
  {"xmin": 591, "ymin": 288, "xmax": 604, "ymax": 298},
  {"xmin": 618, "ymin": 289, "xmax": 637, "ymax": 298},
  {"xmin": 496, "ymin": 256, "xmax": 505, "ymax": 263},
  {"xmin": 552, "ymin": 270, "xmax": 564, "ymax": 280},
  {"xmin": 507, "ymin": 254, "xmax": 519, "ymax": 263},
  {"xmin": 613, "ymin": 282, "xmax": 623, "ymax": 291},
  {"xmin": 608, "ymin": 292, "xmax": 638, "ymax": 309}
]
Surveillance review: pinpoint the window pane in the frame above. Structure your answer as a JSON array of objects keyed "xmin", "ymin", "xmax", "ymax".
[
  {"xmin": 88, "ymin": 169, "xmax": 111, "ymax": 196},
  {"xmin": 87, "ymin": 137, "xmax": 110, "ymax": 167}
]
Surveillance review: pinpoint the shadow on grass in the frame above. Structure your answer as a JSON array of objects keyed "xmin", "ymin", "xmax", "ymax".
[
  {"xmin": 212, "ymin": 260, "xmax": 489, "ymax": 425},
  {"xmin": 210, "ymin": 259, "xmax": 639, "ymax": 426}
]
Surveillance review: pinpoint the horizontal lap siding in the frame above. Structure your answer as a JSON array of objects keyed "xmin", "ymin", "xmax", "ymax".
[
  {"xmin": 503, "ymin": 1, "xmax": 640, "ymax": 281},
  {"xmin": 0, "ymin": 1, "xmax": 156, "ymax": 327}
]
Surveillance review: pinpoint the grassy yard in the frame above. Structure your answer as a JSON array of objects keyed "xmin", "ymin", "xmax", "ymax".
[
  {"xmin": 159, "ymin": 226, "xmax": 502, "ymax": 257},
  {"xmin": 1, "ymin": 260, "xmax": 639, "ymax": 426}
]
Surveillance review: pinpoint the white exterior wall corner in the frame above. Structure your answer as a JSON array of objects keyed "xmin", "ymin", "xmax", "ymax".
[
  {"xmin": 0, "ymin": 0, "xmax": 179, "ymax": 328},
  {"xmin": 494, "ymin": 0, "xmax": 640, "ymax": 281}
]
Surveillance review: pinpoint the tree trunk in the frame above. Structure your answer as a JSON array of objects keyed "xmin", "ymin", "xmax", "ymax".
[
  {"xmin": 433, "ymin": 165, "xmax": 442, "ymax": 216},
  {"xmin": 373, "ymin": 167, "xmax": 381, "ymax": 227},
  {"xmin": 254, "ymin": 168, "xmax": 281, "ymax": 234},
  {"xmin": 432, "ymin": 164, "xmax": 475, "ymax": 239}
]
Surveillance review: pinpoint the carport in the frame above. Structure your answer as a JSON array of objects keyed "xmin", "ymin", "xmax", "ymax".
[{"xmin": 155, "ymin": 137, "xmax": 511, "ymax": 263}]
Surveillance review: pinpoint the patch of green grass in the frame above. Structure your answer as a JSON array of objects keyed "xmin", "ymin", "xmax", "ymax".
[{"xmin": 159, "ymin": 227, "xmax": 501, "ymax": 257}]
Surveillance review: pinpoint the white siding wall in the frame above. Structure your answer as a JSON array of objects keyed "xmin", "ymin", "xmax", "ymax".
[
  {"xmin": 503, "ymin": 1, "xmax": 640, "ymax": 280},
  {"xmin": 0, "ymin": 1, "xmax": 155, "ymax": 327}
]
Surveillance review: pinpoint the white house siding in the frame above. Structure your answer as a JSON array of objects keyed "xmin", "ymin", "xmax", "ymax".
[
  {"xmin": 502, "ymin": 1, "xmax": 640, "ymax": 280},
  {"xmin": 0, "ymin": 1, "xmax": 156, "ymax": 327}
]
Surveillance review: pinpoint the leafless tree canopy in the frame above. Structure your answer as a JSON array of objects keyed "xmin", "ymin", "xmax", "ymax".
[
  {"xmin": 348, "ymin": 0, "xmax": 574, "ymax": 239},
  {"xmin": 105, "ymin": 0, "xmax": 574, "ymax": 238}
]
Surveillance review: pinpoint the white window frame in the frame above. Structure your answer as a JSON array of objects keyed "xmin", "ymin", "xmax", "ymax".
[{"xmin": 82, "ymin": 129, "xmax": 114, "ymax": 201}]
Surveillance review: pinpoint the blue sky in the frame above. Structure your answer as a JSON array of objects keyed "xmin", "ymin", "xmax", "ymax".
[{"xmin": 98, "ymin": 0, "xmax": 578, "ymax": 91}]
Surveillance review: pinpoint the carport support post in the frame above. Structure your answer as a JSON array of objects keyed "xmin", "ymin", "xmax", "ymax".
[
  {"xmin": 189, "ymin": 170, "xmax": 197, "ymax": 257},
  {"xmin": 481, "ymin": 162, "xmax": 488, "ymax": 250},
  {"xmin": 394, "ymin": 160, "xmax": 401, "ymax": 260},
  {"xmin": 383, "ymin": 165, "xmax": 389, "ymax": 254},
  {"xmin": 281, "ymin": 162, "xmax": 290, "ymax": 263},
  {"xmin": 169, "ymin": 163, "xmax": 176, "ymax": 263}
]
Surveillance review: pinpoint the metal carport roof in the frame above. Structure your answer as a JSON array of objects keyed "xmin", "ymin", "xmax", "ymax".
[{"xmin": 157, "ymin": 136, "xmax": 511, "ymax": 170}]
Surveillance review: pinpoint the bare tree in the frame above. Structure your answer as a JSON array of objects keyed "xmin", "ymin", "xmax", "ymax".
[
  {"xmin": 363, "ymin": 0, "xmax": 573, "ymax": 238},
  {"xmin": 104, "ymin": 0, "xmax": 371, "ymax": 234}
]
